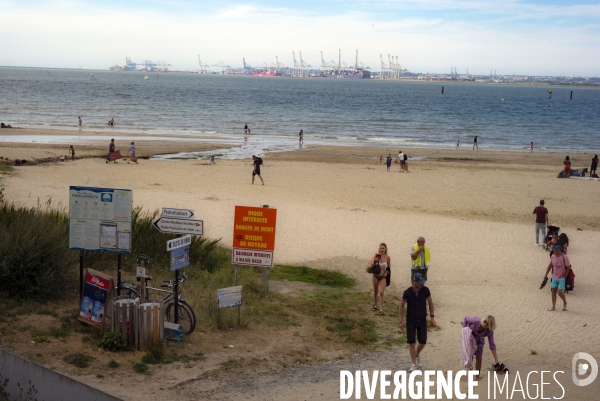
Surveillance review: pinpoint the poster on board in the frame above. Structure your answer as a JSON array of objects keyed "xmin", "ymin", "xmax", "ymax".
[
  {"xmin": 69, "ymin": 186, "xmax": 132, "ymax": 253},
  {"xmin": 78, "ymin": 269, "xmax": 114, "ymax": 328}
]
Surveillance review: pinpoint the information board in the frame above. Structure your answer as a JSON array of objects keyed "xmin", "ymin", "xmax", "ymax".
[
  {"xmin": 232, "ymin": 206, "xmax": 277, "ymax": 267},
  {"xmin": 171, "ymin": 245, "xmax": 190, "ymax": 271},
  {"xmin": 69, "ymin": 186, "xmax": 133, "ymax": 253},
  {"xmin": 217, "ymin": 286, "xmax": 243, "ymax": 309},
  {"xmin": 78, "ymin": 269, "xmax": 113, "ymax": 328}
]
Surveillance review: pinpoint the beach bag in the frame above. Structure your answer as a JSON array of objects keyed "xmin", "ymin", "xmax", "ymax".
[
  {"xmin": 385, "ymin": 267, "xmax": 391, "ymax": 287},
  {"xmin": 366, "ymin": 261, "xmax": 380, "ymax": 275},
  {"xmin": 109, "ymin": 151, "xmax": 121, "ymax": 161},
  {"xmin": 130, "ymin": 156, "xmax": 138, "ymax": 163},
  {"xmin": 565, "ymin": 269, "xmax": 575, "ymax": 292},
  {"xmin": 404, "ymin": 153, "xmax": 408, "ymax": 161}
]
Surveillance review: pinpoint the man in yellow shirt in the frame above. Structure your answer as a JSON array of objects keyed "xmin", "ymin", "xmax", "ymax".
[{"xmin": 410, "ymin": 236, "xmax": 430, "ymax": 280}]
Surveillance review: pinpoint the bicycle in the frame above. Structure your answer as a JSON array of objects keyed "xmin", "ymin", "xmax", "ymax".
[{"xmin": 119, "ymin": 272, "xmax": 196, "ymax": 336}]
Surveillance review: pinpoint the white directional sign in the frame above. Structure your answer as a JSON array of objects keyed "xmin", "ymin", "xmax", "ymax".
[
  {"xmin": 153, "ymin": 217, "xmax": 204, "ymax": 235},
  {"xmin": 217, "ymin": 286, "xmax": 243, "ymax": 309},
  {"xmin": 166, "ymin": 235, "xmax": 192, "ymax": 251},
  {"xmin": 231, "ymin": 248, "xmax": 273, "ymax": 267},
  {"xmin": 162, "ymin": 208, "xmax": 194, "ymax": 219}
]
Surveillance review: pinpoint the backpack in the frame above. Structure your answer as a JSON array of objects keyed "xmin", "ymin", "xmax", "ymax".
[
  {"xmin": 258, "ymin": 157, "xmax": 263, "ymax": 165},
  {"xmin": 403, "ymin": 153, "xmax": 408, "ymax": 161}
]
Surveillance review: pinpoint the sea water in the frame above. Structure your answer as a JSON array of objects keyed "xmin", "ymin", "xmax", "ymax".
[{"xmin": 1, "ymin": 67, "xmax": 599, "ymax": 159}]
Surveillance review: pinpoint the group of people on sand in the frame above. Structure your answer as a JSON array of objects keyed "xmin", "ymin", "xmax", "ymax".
[
  {"xmin": 562, "ymin": 154, "xmax": 599, "ymax": 178},
  {"xmin": 366, "ymin": 238, "xmax": 506, "ymax": 376},
  {"xmin": 105, "ymin": 139, "xmax": 138, "ymax": 164},
  {"xmin": 381, "ymin": 151, "xmax": 409, "ymax": 172},
  {"xmin": 533, "ymin": 199, "xmax": 573, "ymax": 312}
]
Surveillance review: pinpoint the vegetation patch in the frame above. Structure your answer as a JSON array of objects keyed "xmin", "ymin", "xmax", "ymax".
[
  {"xmin": 98, "ymin": 332, "xmax": 127, "ymax": 352},
  {"xmin": 133, "ymin": 362, "xmax": 149, "ymax": 374},
  {"xmin": 270, "ymin": 265, "xmax": 356, "ymax": 287},
  {"xmin": 63, "ymin": 353, "xmax": 95, "ymax": 368}
]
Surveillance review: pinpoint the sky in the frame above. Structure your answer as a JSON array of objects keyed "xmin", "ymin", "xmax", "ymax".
[{"xmin": 1, "ymin": 0, "xmax": 599, "ymax": 76}]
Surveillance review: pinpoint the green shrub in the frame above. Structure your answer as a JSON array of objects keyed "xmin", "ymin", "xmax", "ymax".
[
  {"xmin": 133, "ymin": 362, "xmax": 148, "ymax": 373},
  {"xmin": 141, "ymin": 346, "xmax": 164, "ymax": 364},
  {"xmin": 98, "ymin": 332, "xmax": 127, "ymax": 352},
  {"xmin": 0, "ymin": 204, "xmax": 75, "ymax": 300}
]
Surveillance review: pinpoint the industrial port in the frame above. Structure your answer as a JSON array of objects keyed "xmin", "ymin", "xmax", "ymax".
[
  {"xmin": 110, "ymin": 50, "xmax": 406, "ymax": 80},
  {"xmin": 109, "ymin": 52, "xmax": 599, "ymax": 85}
]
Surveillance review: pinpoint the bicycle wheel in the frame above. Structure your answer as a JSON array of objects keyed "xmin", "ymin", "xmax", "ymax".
[
  {"xmin": 166, "ymin": 300, "xmax": 196, "ymax": 336},
  {"xmin": 119, "ymin": 285, "xmax": 140, "ymax": 299}
]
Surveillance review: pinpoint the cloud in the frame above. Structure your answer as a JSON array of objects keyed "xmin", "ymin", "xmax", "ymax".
[{"xmin": 0, "ymin": 1, "xmax": 598, "ymax": 75}]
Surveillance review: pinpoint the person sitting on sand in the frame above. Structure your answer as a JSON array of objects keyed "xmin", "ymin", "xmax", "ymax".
[
  {"xmin": 209, "ymin": 155, "xmax": 216, "ymax": 164},
  {"xmin": 60, "ymin": 155, "xmax": 68, "ymax": 162},
  {"xmin": 14, "ymin": 159, "xmax": 26, "ymax": 166},
  {"xmin": 461, "ymin": 315, "xmax": 505, "ymax": 380},
  {"xmin": 563, "ymin": 156, "xmax": 571, "ymax": 178},
  {"xmin": 543, "ymin": 244, "xmax": 570, "ymax": 311},
  {"xmin": 367, "ymin": 243, "xmax": 391, "ymax": 316}
]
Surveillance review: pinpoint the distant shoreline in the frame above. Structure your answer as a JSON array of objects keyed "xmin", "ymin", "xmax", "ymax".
[{"xmin": 1, "ymin": 66, "xmax": 598, "ymax": 88}]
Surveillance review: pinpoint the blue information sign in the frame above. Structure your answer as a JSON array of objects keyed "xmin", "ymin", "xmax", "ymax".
[{"xmin": 170, "ymin": 245, "xmax": 190, "ymax": 271}]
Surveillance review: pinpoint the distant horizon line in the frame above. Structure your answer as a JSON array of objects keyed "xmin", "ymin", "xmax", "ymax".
[{"xmin": 0, "ymin": 65, "xmax": 598, "ymax": 79}]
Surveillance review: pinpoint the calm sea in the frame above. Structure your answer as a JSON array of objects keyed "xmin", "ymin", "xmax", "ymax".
[{"xmin": 1, "ymin": 67, "xmax": 599, "ymax": 158}]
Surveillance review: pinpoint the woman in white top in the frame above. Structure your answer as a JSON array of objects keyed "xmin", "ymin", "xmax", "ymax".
[
  {"xmin": 397, "ymin": 151, "xmax": 405, "ymax": 172},
  {"xmin": 367, "ymin": 243, "xmax": 391, "ymax": 315}
]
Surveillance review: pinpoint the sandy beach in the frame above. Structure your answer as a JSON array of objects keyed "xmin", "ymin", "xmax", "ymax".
[{"xmin": 2, "ymin": 131, "xmax": 599, "ymax": 399}]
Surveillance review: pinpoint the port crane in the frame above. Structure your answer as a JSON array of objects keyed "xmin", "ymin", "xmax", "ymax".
[
  {"xmin": 197, "ymin": 55, "xmax": 210, "ymax": 74},
  {"xmin": 212, "ymin": 62, "xmax": 231, "ymax": 74}
]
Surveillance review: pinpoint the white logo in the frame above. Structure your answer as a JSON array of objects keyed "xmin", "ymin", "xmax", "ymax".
[{"xmin": 572, "ymin": 352, "xmax": 598, "ymax": 386}]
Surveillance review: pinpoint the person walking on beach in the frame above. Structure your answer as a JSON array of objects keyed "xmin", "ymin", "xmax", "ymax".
[
  {"xmin": 530, "ymin": 142, "xmax": 534, "ymax": 152},
  {"xmin": 367, "ymin": 243, "xmax": 391, "ymax": 315},
  {"xmin": 299, "ymin": 129, "xmax": 304, "ymax": 144},
  {"xmin": 461, "ymin": 315, "xmax": 502, "ymax": 380},
  {"xmin": 533, "ymin": 199, "xmax": 548, "ymax": 246},
  {"xmin": 457, "ymin": 140, "xmax": 460, "ymax": 148},
  {"xmin": 78, "ymin": 116, "xmax": 82, "ymax": 126},
  {"xmin": 543, "ymin": 244, "xmax": 571, "ymax": 311},
  {"xmin": 379, "ymin": 154, "xmax": 383, "ymax": 165},
  {"xmin": 106, "ymin": 139, "xmax": 117, "ymax": 163},
  {"xmin": 563, "ymin": 156, "xmax": 571, "ymax": 178},
  {"xmin": 244, "ymin": 123, "xmax": 249, "ymax": 134},
  {"xmin": 399, "ymin": 272, "xmax": 435, "ymax": 372},
  {"xmin": 397, "ymin": 150, "xmax": 405, "ymax": 172},
  {"xmin": 473, "ymin": 136, "xmax": 479, "ymax": 150},
  {"xmin": 410, "ymin": 236, "xmax": 430, "ymax": 280},
  {"xmin": 386, "ymin": 154, "xmax": 392, "ymax": 171},
  {"xmin": 127, "ymin": 142, "xmax": 137, "ymax": 164},
  {"xmin": 251, "ymin": 155, "xmax": 264, "ymax": 185},
  {"xmin": 590, "ymin": 155, "xmax": 598, "ymax": 177},
  {"xmin": 69, "ymin": 145, "xmax": 75, "ymax": 161}
]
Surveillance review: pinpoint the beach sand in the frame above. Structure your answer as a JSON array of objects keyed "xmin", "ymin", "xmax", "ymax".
[{"xmin": 2, "ymin": 133, "xmax": 599, "ymax": 399}]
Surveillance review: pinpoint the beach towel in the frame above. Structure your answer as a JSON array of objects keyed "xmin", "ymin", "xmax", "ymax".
[
  {"xmin": 109, "ymin": 151, "xmax": 122, "ymax": 161},
  {"xmin": 460, "ymin": 326, "xmax": 477, "ymax": 369}
]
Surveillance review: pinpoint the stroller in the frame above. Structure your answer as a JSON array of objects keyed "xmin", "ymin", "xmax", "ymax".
[{"xmin": 543, "ymin": 226, "xmax": 560, "ymax": 251}]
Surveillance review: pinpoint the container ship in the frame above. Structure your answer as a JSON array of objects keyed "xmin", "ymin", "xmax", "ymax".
[{"xmin": 320, "ymin": 68, "xmax": 371, "ymax": 79}]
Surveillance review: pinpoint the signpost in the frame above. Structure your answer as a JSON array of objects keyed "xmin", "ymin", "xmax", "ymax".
[
  {"xmin": 166, "ymin": 235, "xmax": 192, "ymax": 251},
  {"xmin": 217, "ymin": 286, "xmax": 242, "ymax": 329},
  {"xmin": 153, "ymin": 208, "xmax": 201, "ymax": 325},
  {"xmin": 232, "ymin": 205, "xmax": 277, "ymax": 296},
  {"xmin": 69, "ymin": 186, "xmax": 132, "ymax": 299},
  {"xmin": 153, "ymin": 217, "xmax": 203, "ymax": 235}
]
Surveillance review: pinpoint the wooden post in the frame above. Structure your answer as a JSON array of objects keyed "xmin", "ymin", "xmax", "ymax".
[
  {"xmin": 262, "ymin": 266, "xmax": 269, "ymax": 297},
  {"xmin": 117, "ymin": 254, "xmax": 122, "ymax": 296}
]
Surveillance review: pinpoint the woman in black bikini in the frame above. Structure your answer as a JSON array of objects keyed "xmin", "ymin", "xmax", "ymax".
[{"xmin": 367, "ymin": 243, "xmax": 391, "ymax": 315}]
